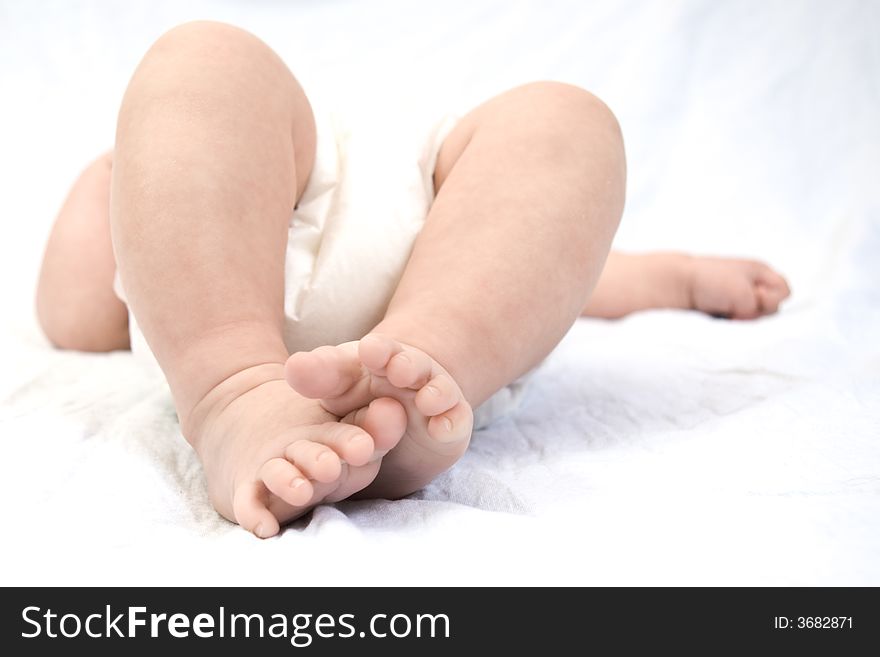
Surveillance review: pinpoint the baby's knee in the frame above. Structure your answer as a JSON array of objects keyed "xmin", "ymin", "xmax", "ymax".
[
  {"xmin": 500, "ymin": 82, "xmax": 626, "ymax": 199},
  {"xmin": 144, "ymin": 20, "xmax": 284, "ymax": 82},
  {"xmin": 481, "ymin": 81, "xmax": 625, "ymax": 184},
  {"xmin": 120, "ymin": 20, "xmax": 297, "ymax": 125},
  {"xmin": 123, "ymin": 22, "xmax": 231, "ymax": 105},
  {"xmin": 147, "ymin": 20, "xmax": 265, "ymax": 61},
  {"xmin": 503, "ymin": 81, "xmax": 622, "ymax": 142}
]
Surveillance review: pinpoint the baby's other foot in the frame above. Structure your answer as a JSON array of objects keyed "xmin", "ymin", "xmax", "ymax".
[
  {"xmin": 688, "ymin": 256, "xmax": 791, "ymax": 319},
  {"xmin": 188, "ymin": 365, "xmax": 406, "ymax": 538},
  {"xmin": 285, "ymin": 336, "xmax": 473, "ymax": 499}
]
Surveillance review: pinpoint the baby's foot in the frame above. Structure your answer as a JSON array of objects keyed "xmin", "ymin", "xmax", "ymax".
[
  {"xmin": 186, "ymin": 364, "xmax": 406, "ymax": 538},
  {"xmin": 687, "ymin": 256, "xmax": 791, "ymax": 320},
  {"xmin": 285, "ymin": 336, "xmax": 474, "ymax": 499}
]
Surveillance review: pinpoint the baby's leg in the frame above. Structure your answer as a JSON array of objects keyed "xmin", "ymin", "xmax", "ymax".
[
  {"xmin": 288, "ymin": 82, "xmax": 626, "ymax": 498},
  {"xmin": 36, "ymin": 151, "xmax": 129, "ymax": 351},
  {"xmin": 111, "ymin": 22, "xmax": 405, "ymax": 536},
  {"xmin": 383, "ymin": 82, "xmax": 626, "ymax": 404},
  {"xmin": 583, "ymin": 251, "xmax": 791, "ymax": 319}
]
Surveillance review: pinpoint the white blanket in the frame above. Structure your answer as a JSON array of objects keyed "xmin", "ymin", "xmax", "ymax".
[{"xmin": 1, "ymin": 0, "xmax": 877, "ymax": 585}]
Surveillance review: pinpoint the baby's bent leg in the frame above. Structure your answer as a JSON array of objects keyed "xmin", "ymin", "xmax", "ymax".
[
  {"xmin": 582, "ymin": 251, "xmax": 791, "ymax": 319},
  {"xmin": 36, "ymin": 151, "xmax": 129, "ymax": 351},
  {"xmin": 290, "ymin": 82, "xmax": 625, "ymax": 499},
  {"xmin": 112, "ymin": 21, "xmax": 403, "ymax": 536},
  {"xmin": 377, "ymin": 81, "xmax": 626, "ymax": 406},
  {"xmin": 112, "ymin": 21, "xmax": 313, "ymax": 421}
]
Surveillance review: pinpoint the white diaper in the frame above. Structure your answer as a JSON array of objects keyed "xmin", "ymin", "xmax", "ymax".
[{"xmin": 117, "ymin": 98, "xmax": 530, "ymax": 429}]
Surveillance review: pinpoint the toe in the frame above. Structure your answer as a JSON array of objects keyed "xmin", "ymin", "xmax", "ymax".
[
  {"xmin": 285, "ymin": 440, "xmax": 342, "ymax": 483},
  {"xmin": 415, "ymin": 374, "xmax": 460, "ymax": 416},
  {"xmin": 358, "ymin": 334, "xmax": 396, "ymax": 373},
  {"xmin": 427, "ymin": 400, "xmax": 474, "ymax": 444},
  {"xmin": 361, "ymin": 334, "xmax": 435, "ymax": 388},
  {"xmin": 342, "ymin": 397, "xmax": 407, "ymax": 453},
  {"xmin": 259, "ymin": 457, "xmax": 314, "ymax": 507},
  {"xmin": 287, "ymin": 342, "xmax": 377, "ymax": 417},
  {"xmin": 302, "ymin": 422, "xmax": 375, "ymax": 467},
  {"xmin": 233, "ymin": 481, "xmax": 281, "ymax": 539},
  {"xmin": 284, "ymin": 350, "xmax": 337, "ymax": 398},
  {"xmin": 386, "ymin": 349, "xmax": 434, "ymax": 388},
  {"xmin": 285, "ymin": 343, "xmax": 364, "ymax": 399},
  {"xmin": 325, "ymin": 461, "xmax": 382, "ymax": 503}
]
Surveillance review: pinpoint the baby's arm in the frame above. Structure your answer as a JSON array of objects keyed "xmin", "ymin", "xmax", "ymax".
[{"xmin": 583, "ymin": 251, "xmax": 791, "ymax": 320}]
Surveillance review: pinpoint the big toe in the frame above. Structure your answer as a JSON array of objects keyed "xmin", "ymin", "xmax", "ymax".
[
  {"xmin": 341, "ymin": 396, "xmax": 407, "ymax": 453},
  {"xmin": 285, "ymin": 343, "xmax": 363, "ymax": 399}
]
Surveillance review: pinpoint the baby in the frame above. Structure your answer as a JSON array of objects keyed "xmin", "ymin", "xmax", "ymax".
[{"xmin": 36, "ymin": 22, "xmax": 790, "ymax": 538}]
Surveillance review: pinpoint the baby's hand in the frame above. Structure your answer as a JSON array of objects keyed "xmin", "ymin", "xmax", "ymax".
[{"xmin": 687, "ymin": 257, "xmax": 791, "ymax": 319}]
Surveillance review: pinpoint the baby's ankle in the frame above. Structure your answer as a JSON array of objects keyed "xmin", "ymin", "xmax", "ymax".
[
  {"xmin": 180, "ymin": 362, "xmax": 288, "ymax": 451},
  {"xmin": 155, "ymin": 321, "xmax": 289, "ymax": 437}
]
